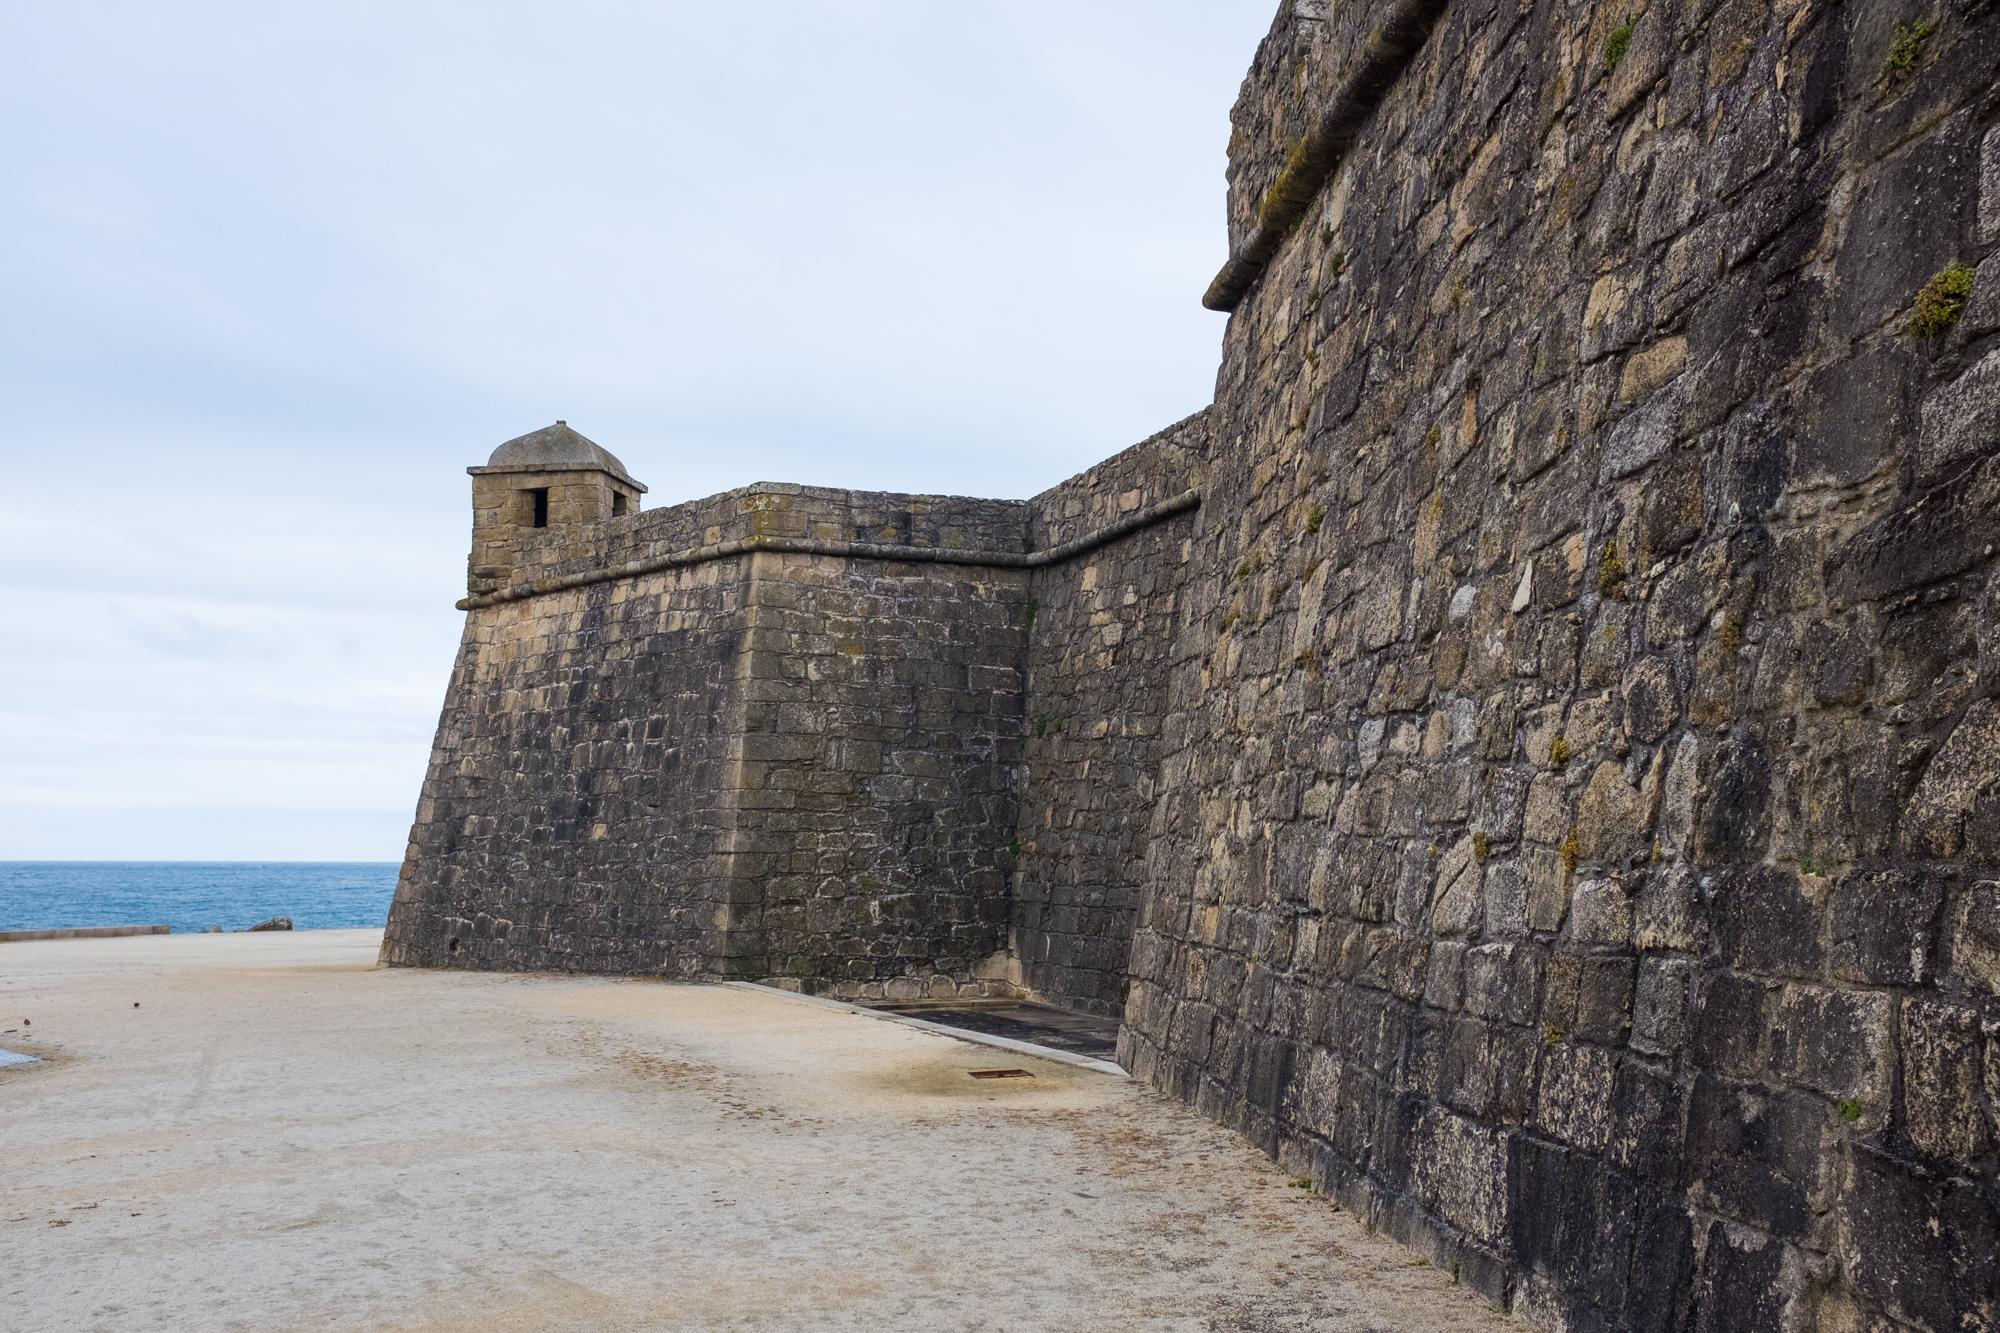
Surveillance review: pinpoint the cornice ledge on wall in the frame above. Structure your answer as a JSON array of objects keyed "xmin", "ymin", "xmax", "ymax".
[{"xmin": 1203, "ymin": 0, "xmax": 1454, "ymax": 314}]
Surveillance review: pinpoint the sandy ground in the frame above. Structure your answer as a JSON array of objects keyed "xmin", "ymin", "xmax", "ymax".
[{"xmin": 0, "ymin": 931, "xmax": 1508, "ymax": 1333}]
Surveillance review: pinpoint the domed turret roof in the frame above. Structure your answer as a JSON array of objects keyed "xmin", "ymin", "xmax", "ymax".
[{"xmin": 478, "ymin": 421, "xmax": 645, "ymax": 490}]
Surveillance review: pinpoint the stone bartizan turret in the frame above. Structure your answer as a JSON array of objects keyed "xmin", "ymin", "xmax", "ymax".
[{"xmin": 465, "ymin": 421, "xmax": 647, "ymax": 598}]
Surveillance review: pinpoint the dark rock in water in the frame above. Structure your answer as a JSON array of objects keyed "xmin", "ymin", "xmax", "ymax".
[{"xmin": 244, "ymin": 917, "xmax": 293, "ymax": 933}]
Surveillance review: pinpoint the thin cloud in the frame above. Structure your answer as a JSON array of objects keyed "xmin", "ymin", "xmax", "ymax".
[{"xmin": 0, "ymin": 1, "xmax": 1272, "ymax": 859}]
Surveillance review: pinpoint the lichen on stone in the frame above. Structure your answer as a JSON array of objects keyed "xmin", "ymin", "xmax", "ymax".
[{"xmin": 1550, "ymin": 735, "xmax": 1573, "ymax": 770}]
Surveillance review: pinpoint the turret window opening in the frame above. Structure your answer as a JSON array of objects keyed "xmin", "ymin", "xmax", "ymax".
[{"xmin": 525, "ymin": 487, "xmax": 549, "ymax": 528}]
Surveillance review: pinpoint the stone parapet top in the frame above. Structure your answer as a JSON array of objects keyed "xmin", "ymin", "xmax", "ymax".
[{"xmin": 458, "ymin": 488, "xmax": 1202, "ymax": 610}]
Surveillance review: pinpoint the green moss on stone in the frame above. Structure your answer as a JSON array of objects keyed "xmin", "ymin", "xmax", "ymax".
[
  {"xmin": 1597, "ymin": 540, "xmax": 1628, "ymax": 599},
  {"xmin": 1306, "ymin": 503, "xmax": 1325, "ymax": 533},
  {"xmin": 1257, "ymin": 139, "xmax": 1313, "ymax": 230},
  {"xmin": 1605, "ymin": 18, "xmax": 1635, "ymax": 71},
  {"xmin": 1907, "ymin": 261, "xmax": 1975, "ymax": 337},
  {"xmin": 1883, "ymin": 17, "xmax": 1934, "ymax": 83},
  {"xmin": 1550, "ymin": 735, "xmax": 1573, "ymax": 770}
]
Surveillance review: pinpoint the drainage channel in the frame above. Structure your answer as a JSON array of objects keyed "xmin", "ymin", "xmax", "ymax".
[
  {"xmin": 868, "ymin": 1001, "xmax": 1121, "ymax": 1062},
  {"xmin": 725, "ymin": 984, "xmax": 1125, "ymax": 1075}
]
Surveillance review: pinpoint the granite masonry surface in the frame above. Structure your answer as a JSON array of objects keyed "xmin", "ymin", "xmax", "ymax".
[{"xmin": 385, "ymin": 0, "xmax": 2000, "ymax": 1326}]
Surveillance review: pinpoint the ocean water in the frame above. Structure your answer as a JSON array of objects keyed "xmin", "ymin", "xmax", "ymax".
[{"xmin": 0, "ymin": 862, "xmax": 400, "ymax": 935}]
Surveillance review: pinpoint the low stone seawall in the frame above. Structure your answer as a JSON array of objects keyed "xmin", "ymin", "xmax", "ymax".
[{"xmin": 0, "ymin": 925, "xmax": 171, "ymax": 943}]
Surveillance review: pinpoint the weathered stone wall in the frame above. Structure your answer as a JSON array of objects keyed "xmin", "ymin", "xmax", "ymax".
[
  {"xmin": 1011, "ymin": 413, "xmax": 1210, "ymax": 1016},
  {"xmin": 387, "ymin": 2, "xmax": 2000, "ymax": 1322},
  {"xmin": 1123, "ymin": 0, "xmax": 2000, "ymax": 1329},
  {"xmin": 382, "ymin": 556, "xmax": 749, "ymax": 975},
  {"xmin": 387, "ymin": 484, "xmax": 1036, "ymax": 995},
  {"xmin": 733, "ymin": 540, "xmax": 1029, "ymax": 997}
]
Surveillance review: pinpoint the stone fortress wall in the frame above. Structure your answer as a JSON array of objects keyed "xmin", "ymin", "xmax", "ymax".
[
  {"xmin": 387, "ymin": 0, "xmax": 2000, "ymax": 1325},
  {"xmin": 383, "ymin": 424, "xmax": 1206, "ymax": 1013}
]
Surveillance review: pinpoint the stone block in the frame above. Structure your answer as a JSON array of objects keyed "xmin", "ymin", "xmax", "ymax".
[
  {"xmin": 1827, "ymin": 869, "xmax": 1943, "ymax": 985},
  {"xmin": 1830, "ymin": 123, "xmax": 1975, "ymax": 341},
  {"xmin": 1633, "ymin": 955, "xmax": 1694, "ymax": 1057},
  {"xmin": 1696, "ymin": 733, "xmax": 1772, "ymax": 865},
  {"xmin": 1538, "ymin": 1046, "xmax": 1620, "ymax": 1156},
  {"xmin": 1407, "ymin": 1106, "xmax": 1510, "ymax": 1244},
  {"xmin": 1693, "ymin": 971, "xmax": 1771, "ymax": 1079},
  {"xmin": 1770, "ymin": 985, "xmax": 1893, "ymax": 1104},
  {"xmin": 1691, "ymin": 1220, "xmax": 1790, "ymax": 1333},
  {"xmin": 1828, "ymin": 451, "xmax": 2000, "ymax": 604},
  {"xmin": 1464, "ymin": 943, "xmax": 1540, "ymax": 1027},
  {"xmin": 1568, "ymin": 877, "xmax": 1634, "ymax": 950},
  {"xmin": 1714, "ymin": 867, "xmax": 1822, "ymax": 978},
  {"xmin": 1966, "ymin": 253, "xmax": 2000, "ymax": 341},
  {"xmin": 1917, "ymin": 348, "xmax": 2000, "ymax": 489},
  {"xmin": 1429, "ymin": 836, "xmax": 1485, "ymax": 938},
  {"xmin": 1899, "ymin": 998, "xmax": 1987, "ymax": 1164},
  {"xmin": 1948, "ymin": 880, "xmax": 2000, "ymax": 994},
  {"xmin": 1839, "ymin": 1145, "xmax": 2000, "ymax": 1333},
  {"xmin": 1903, "ymin": 700, "xmax": 2000, "ymax": 856},
  {"xmin": 1544, "ymin": 950, "xmax": 1635, "ymax": 1045},
  {"xmin": 1686, "ymin": 1076, "xmax": 1821, "ymax": 1236}
]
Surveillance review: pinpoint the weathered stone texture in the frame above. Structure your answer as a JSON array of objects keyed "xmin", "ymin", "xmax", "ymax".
[
  {"xmin": 382, "ymin": 559, "xmax": 748, "ymax": 976},
  {"xmin": 387, "ymin": 485, "xmax": 1037, "ymax": 996},
  {"xmin": 1120, "ymin": 0, "xmax": 2000, "ymax": 1328},
  {"xmin": 1012, "ymin": 414, "xmax": 1208, "ymax": 1015},
  {"xmin": 388, "ymin": 0, "xmax": 2000, "ymax": 1325}
]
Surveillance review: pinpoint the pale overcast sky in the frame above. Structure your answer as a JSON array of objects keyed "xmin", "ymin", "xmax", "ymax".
[{"xmin": 0, "ymin": 2, "xmax": 1272, "ymax": 861}]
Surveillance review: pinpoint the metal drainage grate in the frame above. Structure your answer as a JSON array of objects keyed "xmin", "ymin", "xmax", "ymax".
[{"xmin": 968, "ymin": 1068, "xmax": 1034, "ymax": 1080}]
